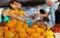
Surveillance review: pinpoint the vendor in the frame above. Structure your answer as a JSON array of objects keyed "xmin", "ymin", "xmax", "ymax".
[{"xmin": 3, "ymin": 0, "xmax": 29, "ymax": 22}]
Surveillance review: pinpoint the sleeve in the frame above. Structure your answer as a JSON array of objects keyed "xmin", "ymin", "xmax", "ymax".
[{"xmin": 52, "ymin": 3, "xmax": 58, "ymax": 11}]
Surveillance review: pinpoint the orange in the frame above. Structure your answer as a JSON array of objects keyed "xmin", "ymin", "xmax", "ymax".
[
  {"xmin": 25, "ymin": 28, "xmax": 31, "ymax": 33},
  {"xmin": 4, "ymin": 31, "xmax": 14, "ymax": 38},
  {"xmin": 0, "ymin": 36, "xmax": 4, "ymax": 38},
  {"xmin": 23, "ymin": 23, "xmax": 28, "ymax": 29},
  {"xmin": 6, "ymin": 20, "xmax": 17, "ymax": 28},
  {"xmin": 16, "ymin": 26, "xmax": 25, "ymax": 33},
  {"xmin": 2, "ymin": 26, "xmax": 8, "ymax": 31},
  {"xmin": 35, "ymin": 28, "xmax": 41, "ymax": 33},
  {"xmin": 40, "ymin": 24, "xmax": 44, "ymax": 28},
  {"xmin": 6, "ymin": 23, "xmax": 14, "ymax": 28},
  {"xmin": 14, "ymin": 34, "xmax": 19, "ymax": 38},
  {"xmin": 31, "ymin": 28, "xmax": 35, "ymax": 33},
  {"xmin": 17, "ymin": 21, "xmax": 24, "ymax": 26},
  {"xmin": 0, "ymin": 30, "xmax": 3, "ymax": 37},
  {"xmin": 40, "ymin": 28, "xmax": 45, "ymax": 36},
  {"xmin": 8, "ymin": 20, "xmax": 17, "ymax": 26},
  {"xmin": 15, "ymin": 25, "xmax": 23, "ymax": 32},
  {"xmin": 46, "ymin": 25, "xmax": 51, "ymax": 31},
  {"xmin": 9, "ymin": 28, "xmax": 16, "ymax": 34},
  {"xmin": 26, "ymin": 35, "xmax": 30, "ymax": 38},
  {"xmin": 29, "ymin": 32, "xmax": 38, "ymax": 38},
  {"xmin": 0, "ymin": 27, "xmax": 3, "ymax": 30},
  {"xmin": 40, "ymin": 24, "xmax": 46, "ymax": 30},
  {"xmin": 31, "ymin": 24, "xmax": 38, "ymax": 29},
  {"xmin": 14, "ymin": 36, "xmax": 18, "ymax": 38},
  {"xmin": 18, "ymin": 31, "xmax": 27, "ymax": 38}
]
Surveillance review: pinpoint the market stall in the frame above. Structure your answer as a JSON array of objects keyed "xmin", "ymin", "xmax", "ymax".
[{"xmin": 0, "ymin": 0, "xmax": 59, "ymax": 38}]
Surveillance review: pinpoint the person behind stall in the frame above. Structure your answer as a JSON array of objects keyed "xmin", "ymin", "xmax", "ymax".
[
  {"xmin": 51, "ymin": 0, "xmax": 60, "ymax": 25},
  {"xmin": 3, "ymin": 0, "xmax": 29, "ymax": 22},
  {"xmin": 55, "ymin": 4, "xmax": 60, "ymax": 24},
  {"xmin": 41, "ymin": 0, "xmax": 54, "ymax": 28}
]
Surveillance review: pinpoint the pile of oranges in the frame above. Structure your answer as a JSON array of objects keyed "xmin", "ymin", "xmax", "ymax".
[{"xmin": 0, "ymin": 20, "xmax": 54, "ymax": 38}]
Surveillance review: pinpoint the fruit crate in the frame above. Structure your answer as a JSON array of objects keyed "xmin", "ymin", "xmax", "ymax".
[{"xmin": 54, "ymin": 33, "xmax": 60, "ymax": 38}]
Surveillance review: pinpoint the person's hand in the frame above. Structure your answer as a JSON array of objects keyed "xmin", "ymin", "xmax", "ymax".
[{"xmin": 43, "ymin": 14, "xmax": 48, "ymax": 17}]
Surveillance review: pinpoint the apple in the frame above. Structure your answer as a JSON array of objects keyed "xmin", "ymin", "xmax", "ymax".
[{"xmin": 52, "ymin": 27, "xmax": 58, "ymax": 33}]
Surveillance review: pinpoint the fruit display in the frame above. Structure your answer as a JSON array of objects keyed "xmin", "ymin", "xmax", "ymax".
[
  {"xmin": 0, "ymin": 20, "xmax": 54, "ymax": 38},
  {"xmin": 52, "ymin": 24, "xmax": 60, "ymax": 33}
]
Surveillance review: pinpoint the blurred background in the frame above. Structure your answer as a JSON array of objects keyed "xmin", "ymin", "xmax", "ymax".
[{"xmin": 0, "ymin": 0, "xmax": 45, "ymax": 6}]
